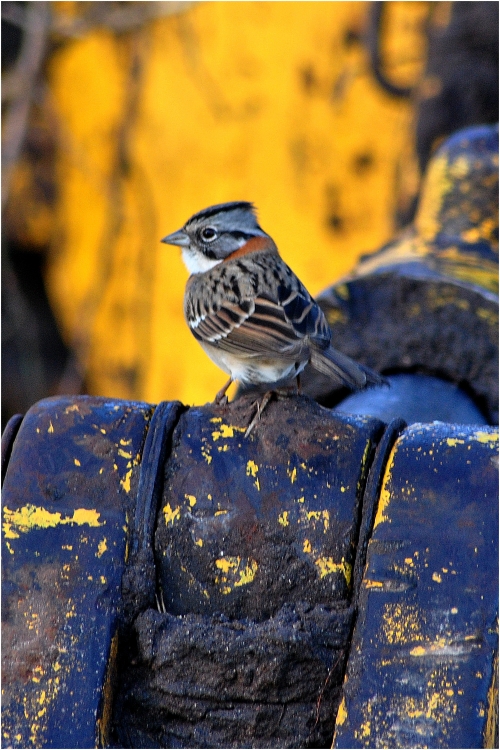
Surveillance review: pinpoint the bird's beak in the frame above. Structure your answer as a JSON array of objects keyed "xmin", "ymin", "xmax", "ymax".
[{"xmin": 161, "ymin": 228, "xmax": 190, "ymax": 247}]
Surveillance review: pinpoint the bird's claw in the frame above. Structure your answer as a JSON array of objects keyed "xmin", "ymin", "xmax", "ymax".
[{"xmin": 244, "ymin": 391, "xmax": 273, "ymax": 437}]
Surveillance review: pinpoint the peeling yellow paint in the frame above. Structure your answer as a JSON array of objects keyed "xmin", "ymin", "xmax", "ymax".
[
  {"xmin": 336, "ymin": 697, "xmax": 348, "ymax": 726},
  {"xmin": 374, "ymin": 441, "xmax": 398, "ymax": 527},
  {"xmin": 278, "ymin": 511, "xmax": 289, "ymax": 527},
  {"xmin": 287, "ymin": 466, "xmax": 297, "ymax": 484},
  {"xmin": 216, "ymin": 557, "xmax": 238, "ymax": 574},
  {"xmin": 315, "ymin": 555, "xmax": 352, "ymax": 585},
  {"xmin": 364, "ymin": 579, "xmax": 383, "ymax": 588},
  {"xmin": 3, "ymin": 504, "xmax": 104, "ymax": 539},
  {"xmin": 359, "ymin": 720, "xmax": 371, "ymax": 738},
  {"xmin": 212, "ymin": 423, "xmax": 246, "ymax": 441},
  {"xmin": 96, "ymin": 538, "xmax": 107, "ymax": 557},
  {"xmin": 472, "ymin": 430, "xmax": 498, "ymax": 446},
  {"xmin": 214, "ymin": 509, "xmax": 228, "ymax": 516},
  {"xmin": 410, "ymin": 638, "xmax": 451, "ymax": 656},
  {"xmin": 201, "ymin": 444, "xmax": 212, "ymax": 464},
  {"xmin": 446, "ymin": 437, "xmax": 465, "ymax": 447},
  {"xmin": 246, "ymin": 460, "xmax": 260, "ymax": 490},
  {"xmin": 235, "ymin": 560, "xmax": 258, "ymax": 587},
  {"xmin": 382, "ymin": 602, "xmax": 424, "ymax": 645},
  {"xmin": 215, "ymin": 556, "xmax": 258, "ymax": 592},
  {"xmin": 432, "ymin": 572, "xmax": 442, "ymax": 583},
  {"xmin": 195, "ymin": 538, "xmax": 203, "ymax": 547},
  {"xmin": 303, "ymin": 538, "xmax": 312, "ymax": 553},
  {"xmin": 74, "ymin": 458, "xmax": 81, "ymax": 466},
  {"xmin": 163, "ymin": 503, "xmax": 181, "ymax": 526},
  {"xmin": 120, "ymin": 469, "xmax": 132, "ymax": 493},
  {"xmin": 185, "ymin": 494, "xmax": 197, "ymax": 507},
  {"xmin": 48, "ymin": 421, "xmax": 54, "ymax": 434},
  {"xmin": 117, "ymin": 448, "xmax": 132, "ymax": 459}
]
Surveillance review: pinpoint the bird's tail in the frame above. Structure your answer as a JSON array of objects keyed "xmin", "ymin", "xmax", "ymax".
[{"xmin": 310, "ymin": 346, "xmax": 386, "ymax": 391}]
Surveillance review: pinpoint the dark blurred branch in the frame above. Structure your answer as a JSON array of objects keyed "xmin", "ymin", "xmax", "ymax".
[
  {"xmin": 2, "ymin": 1, "xmax": 194, "ymax": 39},
  {"xmin": 2, "ymin": 2, "xmax": 50, "ymax": 211}
]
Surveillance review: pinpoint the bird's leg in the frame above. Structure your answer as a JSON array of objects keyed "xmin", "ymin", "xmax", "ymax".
[
  {"xmin": 245, "ymin": 390, "xmax": 274, "ymax": 438},
  {"xmin": 214, "ymin": 377, "xmax": 233, "ymax": 405}
]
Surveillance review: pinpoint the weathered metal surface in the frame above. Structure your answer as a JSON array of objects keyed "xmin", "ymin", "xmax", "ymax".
[
  {"xmin": 333, "ymin": 422, "xmax": 499, "ymax": 749},
  {"xmin": 307, "ymin": 125, "xmax": 498, "ymax": 422},
  {"xmin": 113, "ymin": 395, "xmax": 387, "ymax": 748},
  {"xmin": 155, "ymin": 396, "xmax": 385, "ymax": 619},
  {"xmin": 351, "ymin": 124, "xmax": 499, "ymax": 292},
  {"xmin": 1, "ymin": 396, "xmax": 154, "ymax": 749}
]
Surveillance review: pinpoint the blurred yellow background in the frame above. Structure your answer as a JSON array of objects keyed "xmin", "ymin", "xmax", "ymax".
[{"xmin": 44, "ymin": 1, "xmax": 428, "ymax": 406}]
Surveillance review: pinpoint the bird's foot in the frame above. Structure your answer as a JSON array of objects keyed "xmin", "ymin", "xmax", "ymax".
[
  {"xmin": 214, "ymin": 377, "xmax": 233, "ymax": 405},
  {"xmin": 244, "ymin": 391, "xmax": 274, "ymax": 438}
]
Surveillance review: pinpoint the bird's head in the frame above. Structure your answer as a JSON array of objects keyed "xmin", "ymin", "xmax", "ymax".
[{"xmin": 161, "ymin": 201, "xmax": 267, "ymax": 274}]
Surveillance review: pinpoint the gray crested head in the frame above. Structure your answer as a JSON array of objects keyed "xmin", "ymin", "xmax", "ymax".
[{"xmin": 161, "ymin": 202, "xmax": 268, "ymax": 272}]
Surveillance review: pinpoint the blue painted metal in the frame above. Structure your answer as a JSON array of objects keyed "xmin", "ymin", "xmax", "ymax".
[
  {"xmin": 1, "ymin": 396, "xmax": 155, "ymax": 749},
  {"xmin": 334, "ymin": 422, "xmax": 498, "ymax": 748}
]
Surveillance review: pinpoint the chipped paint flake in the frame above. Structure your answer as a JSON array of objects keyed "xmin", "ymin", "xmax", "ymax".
[
  {"xmin": 446, "ymin": 437, "xmax": 465, "ymax": 447},
  {"xmin": 472, "ymin": 429, "xmax": 498, "ymax": 446},
  {"xmin": 185, "ymin": 494, "xmax": 197, "ymax": 507},
  {"xmin": 382, "ymin": 602, "xmax": 424, "ymax": 645},
  {"xmin": 336, "ymin": 696, "xmax": 348, "ymax": 726},
  {"xmin": 374, "ymin": 441, "xmax": 399, "ymax": 527},
  {"xmin": 3, "ymin": 505, "xmax": 104, "ymax": 538},
  {"xmin": 315, "ymin": 555, "xmax": 352, "ymax": 585},
  {"xmin": 212, "ymin": 423, "xmax": 246, "ymax": 441},
  {"xmin": 120, "ymin": 469, "xmax": 133, "ymax": 493},
  {"xmin": 215, "ymin": 556, "xmax": 258, "ymax": 593},
  {"xmin": 246, "ymin": 460, "xmax": 260, "ymax": 490},
  {"xmin": 364, "ymin": 579, "xmax": 383, "ymax": 588},
  {"xmin": 163, "ymin": 503, "xmax": 181, "ymax": 526},
  {"xmin": 304, "ymin": 509, "xmax": 330, "ymax": 532},
  {"xmin": 278, "ymin": 511, "xmax": 289, "ymax": 527}
]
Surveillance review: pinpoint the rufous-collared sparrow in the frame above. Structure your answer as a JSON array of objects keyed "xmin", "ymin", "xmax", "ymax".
[{"xmin": 162, "ymin": 201, "xmax": 385, "ymax": 408}]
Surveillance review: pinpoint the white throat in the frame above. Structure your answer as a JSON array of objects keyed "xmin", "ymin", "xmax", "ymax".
[{"xmin": 182, "ymin": 247, "xmax": 222, "ymax": 274}]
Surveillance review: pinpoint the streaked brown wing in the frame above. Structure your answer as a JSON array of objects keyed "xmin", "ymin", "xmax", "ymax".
[{"xmin": 189, "ymin": 295, "xmax": 307, "ymax": 360}]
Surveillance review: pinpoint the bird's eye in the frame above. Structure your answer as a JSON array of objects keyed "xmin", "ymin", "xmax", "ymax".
[{"xmin": 201, "ymin": 226, "xmax": 217, "ymax": 242}]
